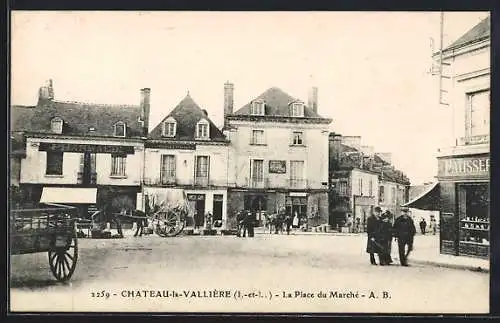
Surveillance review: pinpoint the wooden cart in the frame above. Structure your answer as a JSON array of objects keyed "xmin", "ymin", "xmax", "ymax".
[{"xmin": 10, "ymin": 204, "xmax": 79, "ymax": 282}]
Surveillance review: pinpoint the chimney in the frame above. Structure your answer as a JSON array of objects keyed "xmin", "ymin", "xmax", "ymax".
[
  {"xmin": 223, "ymin": 81, "xmax": 234, "ymax": 129},
  {"xmin": 38, "ymin": 79, "xmax": 54, "ymax": 103},
  {"xmin": 308, "ymin": 86, "xmax": 318, "ymax": 115},
  {"xmin": 140, "ymin": 88, "xmax": 151, "ymax": 136}
]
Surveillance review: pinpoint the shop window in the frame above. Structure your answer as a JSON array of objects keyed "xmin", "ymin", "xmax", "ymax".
[
  {"xmin": 111, "ymin": 154, "xmax": 126, "ymax": 176},
  {"xmin": 46, "ymin": 151, "xmax": 64, "ymax": 175}
]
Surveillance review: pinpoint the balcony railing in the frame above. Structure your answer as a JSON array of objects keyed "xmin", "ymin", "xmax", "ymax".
[
  {"xmin": 248, "ymin": 177, "xmax": 269, "ymax": 189},
  {"xmin": 288, "ymin": 178, "xmax": 307, "ymax": 189},
  {"xmin": 160, "ymin": 175, "xmax": 177, "ymax": 186},
  {"xmin": 194, "ymin": 176, "xmax": 209, "ymax": 187},
  {"xmin": 77, "ymin": 172, "xmax": 97, "ymax": 185}
]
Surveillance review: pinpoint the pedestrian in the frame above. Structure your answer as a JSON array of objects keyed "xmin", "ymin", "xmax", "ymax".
[
  {"xmin": 346, "ymin": 214, "xmax": 353, "ymax": 233},
  {"xmin": 393, "ymin": 207, "xmax": 417, "ymax": 266},
  {"xmin": 236, "ymin": 210, "xmax": 246, "ymax": 237},
  {"xmin": 366, "ymin": 206, "xmax": 382, "ymax": 265},
  {"xmin": 430, "ymin": 216, "xmax": 437, "ymax": 235},
  {"xmin": 355, "ymin": 217, "xmax": 361, "ymax": 233},
  {"xmin": 285, "ymin": 212, "xmax": 292, "ymax": 235},
  {"xmin": 419, "ymin": 218, "xmax": 427, "ymax": 235},
  {"xmin": 292, "ymin": 211, "xmax": 299, "ymax": 228},
  {"xmin": 376, "ymin": 212, "xmax": 393, "ymax": 266},
  {"xmin": 245, "ymin": 211, "xmax": 255, "ymax": 238}
]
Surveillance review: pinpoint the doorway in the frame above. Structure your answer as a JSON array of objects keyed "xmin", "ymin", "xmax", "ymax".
[
  {"xmin": 213, "ymin": 194, "xmax": 223, "ymax": 222},
  {"xmin": 187, "ymin": 194, "xmax": 206, "ymax": 228}
]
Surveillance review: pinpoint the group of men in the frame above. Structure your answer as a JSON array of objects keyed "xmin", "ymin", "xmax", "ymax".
[{"xmin": 366, "ymin": 206, "xmax": 416, "ymax": 266}]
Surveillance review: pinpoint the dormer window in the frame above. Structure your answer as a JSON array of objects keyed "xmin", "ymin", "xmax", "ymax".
[
  {"xmin": 290, "ymin": 102, "xmax": 304, "ymax": 117},
  {"xmin": 196, "ymin": 119, "xmax": 210, "ymax": 139},
  {"xmin": 50, "ymin": 117, "xmax": 63, "ymax": 134},
  {"xmin": 114, "ymin": 121, "xmax": 126, "ymax": 137},
  {"xmin": 251, "ymin": 100, "xmax": 265, "ymax": 115},
  {"xmin": 162, "ymin": 117, "xmax": 177, "ymax": 137}
]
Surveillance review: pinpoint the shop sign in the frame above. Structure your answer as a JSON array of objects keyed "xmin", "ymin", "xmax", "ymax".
[
  {"xmin": 438, "ymin": 156, "xmax": 490, "ymax": 178},
  {"xmin": 39, "ymin": 142, "xmax": 135, "ymax": 154},
  {"xmin": 290, "ymin": 192, "xmax": 307, "ymax": 197},
  {"xmin": 269, "ymin": 160, "xmax": 286, "ymax": 174}
]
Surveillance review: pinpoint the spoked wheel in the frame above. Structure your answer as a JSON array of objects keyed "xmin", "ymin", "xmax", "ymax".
[
  {"xmin": 154, "ymin": 211, "xmax": 185, "ymax": 237},
  {"xmin": 48, "ymin": 234, "xmax": 78, "ymax": 282}
]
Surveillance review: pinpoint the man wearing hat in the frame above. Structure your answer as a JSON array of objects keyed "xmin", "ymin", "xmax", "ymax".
[
  {"xmin": 366, "ymin": 206, "xmax": 382, "ymax": 265},
  {"xmin": 393, "ymin": 207, "xmax": 417, "ymax": 266}
]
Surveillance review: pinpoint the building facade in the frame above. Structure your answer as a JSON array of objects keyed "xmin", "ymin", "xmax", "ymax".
[
  {"xmin": 224, "ymin": 84, "xmax": 331, "ymax": 228},
  {"xmin": 142, "ymin": 94, "xmax": 230, "ymax": 229},
  {"xmin": 329, "ymin": 133, "xmax": 410, "ymax": 231},
  {"xmin": 11, "ymin": 80, "xmax": 148, "ymax": 217},
  {"xmin": 435, "ymin": 17, "xmax": 490, "ymax": 258}
]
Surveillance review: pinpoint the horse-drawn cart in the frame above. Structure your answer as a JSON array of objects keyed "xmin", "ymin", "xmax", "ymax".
[{"xmin": 10, "ymin": 204, "xmax": 79, "ymax": 282}]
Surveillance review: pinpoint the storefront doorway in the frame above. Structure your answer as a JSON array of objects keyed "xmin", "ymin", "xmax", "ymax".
[
  {"xmin": 187, "ymin": 194, "xmax": 205, "ymax": 228},
  {"xmin": 286, "ymin": 196, "xmax": 307, "ymax": 227},
  {"xmin": 213, "ymin": 194, "xmax": 223, "ymax": 223},
  {"xmin": 244, "ymin": 194, "xmax": 267, "ymax": 227}
]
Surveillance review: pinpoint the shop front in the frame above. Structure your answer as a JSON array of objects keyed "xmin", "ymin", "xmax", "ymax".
[{"xmin": 437, "ymin": 154, "xmax": 490, "ymax": 258}]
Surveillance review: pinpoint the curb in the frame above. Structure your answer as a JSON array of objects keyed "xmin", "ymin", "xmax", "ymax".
[{"xmin": 399, "ymin": 258, "xmax": 489, "ymax": 273}]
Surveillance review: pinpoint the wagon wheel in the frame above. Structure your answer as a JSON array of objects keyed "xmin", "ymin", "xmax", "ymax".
[
  {"xmin": 155, "ymin": 211, "xmax": 185, "ymax": 237},
  {"xmin": 48, "ymin": 233, "xmax": 78, "ymax": 282}
]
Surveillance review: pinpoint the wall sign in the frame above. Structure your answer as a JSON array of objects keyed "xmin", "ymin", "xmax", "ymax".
[
  {"xmin": 438, "ymin": 156, "xmax": 490, "ymax": 178},
  {"xmin": 269, "ymin": 160, "xmax": 286, "ymax": 174},
  {"xmin": 146, "ymin": 142, "xmax": 196, "ymax": 150},
  {"xmin": 187, "ymin": 194, "xmax": 205, "ymax": 201},
  {"xmin": 39, "ymin": 142, "xmax": 135, "ymax": 154}
]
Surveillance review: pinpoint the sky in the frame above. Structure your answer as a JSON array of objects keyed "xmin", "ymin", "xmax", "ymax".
[{"xmin": 10, "ymin": 11, "xmax": 490, "ymax": 185}]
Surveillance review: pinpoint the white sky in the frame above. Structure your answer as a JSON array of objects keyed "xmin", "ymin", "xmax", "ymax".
[{"xmin": 11, "ymin": 11, "xmax": 490, "ymax": 185}]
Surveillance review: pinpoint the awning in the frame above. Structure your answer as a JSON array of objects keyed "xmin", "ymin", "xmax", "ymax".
[
  {"xmin": 40, "ymin": 187, "xmax": 97, "ymax": 204},
  {"xmin": 402, "ymin": 182, "xmax": 440, "ymax": 211}
]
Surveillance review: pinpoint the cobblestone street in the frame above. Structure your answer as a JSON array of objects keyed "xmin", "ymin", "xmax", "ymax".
[{"xmin": 10, "ymin": 233, "xmax": 489, "ymax": 313}]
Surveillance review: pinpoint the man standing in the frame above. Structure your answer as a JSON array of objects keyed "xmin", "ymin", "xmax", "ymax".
[
  {"xmin": 419, "ymin": 218, "xmax": 427, "ymax": 235},
  {"xmin": 366, "ymin": 206, "xmax": 382, "ymax": 265},
  {"xmin": 393, "ymin": 207, "xmax": 417, "ymax": 266}
]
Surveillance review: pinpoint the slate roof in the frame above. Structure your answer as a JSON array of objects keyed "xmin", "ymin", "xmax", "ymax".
[
  {"xmin": 445, "ymin": 16, "xmax": 490, "ymax": 51},
  {"xmin": 11, "ymin": 100, "xmax": 144, "ymax": 138},
  {"xmin": 148, "ymin": 94, "xmax": 227, "ymax": 142},
  {"xmin": 232, "ymin": 87, "xmax": 326, "ymax": 118}
]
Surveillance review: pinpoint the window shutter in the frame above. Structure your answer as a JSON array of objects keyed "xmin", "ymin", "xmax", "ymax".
[{"xmin": 207, "ymin": 156, "xmax": 211, "ymax": 183}]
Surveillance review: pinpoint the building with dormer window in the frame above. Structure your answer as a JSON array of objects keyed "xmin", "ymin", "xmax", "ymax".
[
  {"xmin": 143, "ymin": 93, "xmax": 230, "ymax": 229},
  {"xmin": 223, "ymin": 83, "xmax": 332, "ymax": 228},
  {"xmin": 10, "ymin": 80, "xmax": 149, "ymax": 217}
]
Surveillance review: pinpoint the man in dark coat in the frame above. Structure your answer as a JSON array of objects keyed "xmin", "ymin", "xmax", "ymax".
[
  {"xmin": 245, "ymin": 211, "xmax": 255, "ymax": 238},
  {"xmin": 393, "ymin": 207, "xmax": 417, "ymax": 266},
  {"xmin": 366, "ymin": 206, "xmax": 382, "ymax": 265},
  {"xmin": 376, "ymin": 212, "xmax": 394, "ymax": 266}
]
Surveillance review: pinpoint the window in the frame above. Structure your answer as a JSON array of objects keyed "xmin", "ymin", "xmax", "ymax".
[
  {"xmin": 467, "ymin": 90, "xmax": 490, "ymax": 137},
  {"xmin": 251, "ymin": 159, "xmax": 264, "ymax": 184},
  {"xmin": 160, "ymin": 155, "xmax": 176, "ymax": 183},
  {"xmin": 369, "ymin": 179, "xmax": 373, "ymax": 196},
  {"xmin": 114, "ymin": 122, "xmax": 126, "ymax": 137},
  {"xmin": 162, "ymin": 118, "xmax": 177, "ymax": 137},
  {"xmin": 292, "ymin": 131, "xmax": 304, "ymax": 145},
  {"xmin": 251, "ymin": 101, "xmax": 265, "ymax": 115},
  {"xmin": 195, "ymin": 156, "xmax": 209, "ymax": 178},
  {"xmin": 111, "ymin": 154, "xmax": 126, "ymax": 176},
  {"xmin": 290, "ymin": 102, "xmax": 304, "ymax": 117},
  {"xmin": 358, "ymin": 178, "xmax": 363, "ymax": 195},
  {"xmin": 392, "ymin": 187, "xmax": 396, "ymax": 204},
  {"xmin": 339, "ymin": 181, "xmax": 348, "ymax": 196},
  {"xmin": 51, "ymin": 117, "xmax": 63, "ymax": 134},
  {"xmin": 251, "ymin": 130, "xmax": 265, "ymax": 145},
  {"xmin": 46, "ymin": 151, "xmax": 63, "ymax": 175},
  {"xmin": 290, "ymin": 160, "xmax": 305, "ymax": 187},
  {"xmin": 379, "ymin": 186, "xmax": 385, "ymax": 203},
  {"xmin": 196, "ymin": 120, "xmax": 209, "ymax": 139}
]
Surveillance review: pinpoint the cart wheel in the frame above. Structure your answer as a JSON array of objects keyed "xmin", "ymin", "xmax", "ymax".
[
  {"xmin": 155, "ymin": 211, "xmax": 185, "ymax": 237},
  {"xmin": 48, "ymin": 234, "xmax": 78, "ymax": 282}
]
